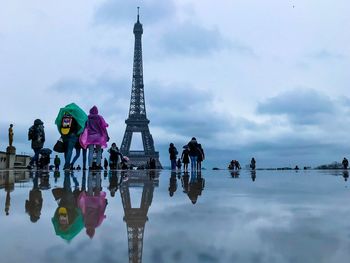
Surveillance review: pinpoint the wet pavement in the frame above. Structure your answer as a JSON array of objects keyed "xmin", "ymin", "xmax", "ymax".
[{"xmin": 0, "ymin": 169, "xmax": 350, "ymax": 263}]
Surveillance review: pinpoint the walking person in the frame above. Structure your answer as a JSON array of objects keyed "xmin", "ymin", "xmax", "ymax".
[
  {"xmin": 54, "ymin": 155, "xmax": 61, "ymax": 171},
  {"xmin": 27, "ymin": 119, "xmax": 45, "ymax": 169},
  {"xmin": 181, "ymin": 146, "xmax": 190, "ymax": 171},
  {"xmin": 196, "ymin": 144, "xmax": 205, "ymax": 170},
  {"xmin": 80, "ymin": 106, "xmax": 109, "ymax": 170},
  {"xmin": 169, "ymin": 143, "xmax": 178, "ymax": 170},
  {"xmin": 187, "ymin": 137, "xmax": 199, "ymax": 171}
]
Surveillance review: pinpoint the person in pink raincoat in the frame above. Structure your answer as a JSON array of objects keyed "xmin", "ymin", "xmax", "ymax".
[{"xmin": 80, "ymin": 106, "xmax": 109, "ymax": 170}]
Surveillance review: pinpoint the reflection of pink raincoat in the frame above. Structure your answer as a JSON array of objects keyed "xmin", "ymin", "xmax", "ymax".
[
  {"xmin": 80, "ymin": 106, "xmax": 109, "ymax": 149},
  {"xmin": 78, "ymin": 191, "xmax": 107, "ymax": 232}
]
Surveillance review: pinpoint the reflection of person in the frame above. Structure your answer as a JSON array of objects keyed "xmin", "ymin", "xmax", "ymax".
[
  {"xmin": 8, "ymin": 124, "xmax": 14, "ymax": 147},
  {"xmin": 181, "ymin": 171, "xmax": 190, "ymax": 194},
  {"xmin": 343, "ymin": 171, "xmax": 349, "ymax": 182},
  {"xmin": 187, "ymin": 171, "xmax": 205, "ymax": 204},
  {"xmin": 25, "ymin": 173, "xmax": 43, "ymax": 222},
  {"xmin": 54, "ymin": 155, "xmax": 61, "ymax": 170},
  {"xmin": 78, "ymin": 171, "xmax": 107, "ymax": 238},
  {"xmin": 251, "ymin": 170, "xmax": 256, "ymax": 182},
  {"xmin": 168, "ymin": 171, "xmax": 177, "ymax": 197},
  {"xmin": 108, "ymin": 171, "xmax": 121, "ymax": 197},
  {"xmin": 52, "ymin": 172, "xmax": 81, "ymax": 234}
]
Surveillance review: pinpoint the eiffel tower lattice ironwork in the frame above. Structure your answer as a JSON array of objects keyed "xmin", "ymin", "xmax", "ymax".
[
  {"xmin": 120, "ymin": 8, "xmax": 162, "ymax": 168},
  {"xmin": 120, "ymin": 171, "xmax": 158, "ymax": 263}
]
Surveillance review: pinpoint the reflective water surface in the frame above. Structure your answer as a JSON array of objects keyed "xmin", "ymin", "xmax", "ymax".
[{"xmin": 1, "ymin": 169, "xmax": 350, "ymax": 263}]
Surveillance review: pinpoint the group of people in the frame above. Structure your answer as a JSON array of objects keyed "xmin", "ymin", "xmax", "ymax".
[
  {"xmin": 169, "ymin": 137, "xmax": 205, "ymax": 171},
  {"xmin": 27, "ymin": 103, "xmax": 128, "ymax": 171},
  {"xmin": 228, "ymin": 160, "xmax": 241, "ymax": 170}
]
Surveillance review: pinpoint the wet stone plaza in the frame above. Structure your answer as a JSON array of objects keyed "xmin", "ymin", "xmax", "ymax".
[{"xmin": 0, "ymin": 169, "xmax": 350, "ymax": 263}]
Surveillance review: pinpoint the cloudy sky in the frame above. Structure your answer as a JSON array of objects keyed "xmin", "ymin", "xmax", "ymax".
[{"xmin": 0, "ymin": 0, "xmax": 349, "ymax": 168}]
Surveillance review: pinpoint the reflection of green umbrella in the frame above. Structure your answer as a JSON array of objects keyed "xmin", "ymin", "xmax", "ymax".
[
  {"xmin": 55, "ymin": 103, "xmax": 88, "ymax": 135},
  {"xmin": 51, "ymin": 208, "xmax": 84, "ymax": 242}
]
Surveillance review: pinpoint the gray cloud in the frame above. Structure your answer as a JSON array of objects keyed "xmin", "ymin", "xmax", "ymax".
[
  {"xmin": 257, "ymin": 88, "xmax": 335, "ymax": 125},
  {"xmin": 94, "ymin": 0, "xmax": 176, "ymax": 26},
  {"xmin": 160, "ymin": 23, "xmax": 232, "ymax": 56}
]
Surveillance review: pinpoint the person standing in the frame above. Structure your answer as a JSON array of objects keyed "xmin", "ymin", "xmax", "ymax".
[
  {"xmin": 250, "ymin": 157, "xmax": 256, "ymax": 170},
  {"xmin": 27, "ymin": 119, "xmax": 45, "ymax": 169},
  {"xmin": 187, "ymin": 137, "xmax": 199, "ymax": 171},
  {"xmin": 169, "ymin": 143, "xmax": 178, "ymax": 170},
  {"xmin": 108, "ymin": 143, "xmax": 123, "ymax": 170},
  {"xmin": 55, "ymin": 103, "xmax": 88, "ymax": 170},
  {"xmin": 181, "ymin": 146, "xmax": 190, "ymax": 171},
  {"xmin": 81, "ymin": 106, "xmax": 109, "ymax": 170},
  {"xmin": 342, "ymin": 157, "xmax": 349, "ymax": 169},
  {"xmin": 196, "ymin": 144, "xmax": 205, "ymax": 170}
]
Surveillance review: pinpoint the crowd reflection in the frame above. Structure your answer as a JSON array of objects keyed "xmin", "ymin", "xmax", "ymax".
[{"xmin": 169, "ymin": 170, "xmax": 206, "ymax": 204}]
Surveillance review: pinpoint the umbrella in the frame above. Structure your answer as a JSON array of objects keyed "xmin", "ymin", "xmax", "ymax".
[
  {"xmin": 39, "ymin": 148, "xmax": 52, "ymax": 155},
  {"xmin": 51, "ymin": 208, "xmax": 84, "ymax": 242},
  {"xmin": 55, "ymin": 103, "xmax": 88, "ymax": 135}
]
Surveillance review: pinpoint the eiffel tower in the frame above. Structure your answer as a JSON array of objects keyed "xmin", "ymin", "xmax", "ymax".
[
  {"xmin": 120, "ymin": 171, "xmax": 159, "ymax": 263},
  {"xmin": 120, "ymin": 8, "xmax": 162, "ymax": 168}
]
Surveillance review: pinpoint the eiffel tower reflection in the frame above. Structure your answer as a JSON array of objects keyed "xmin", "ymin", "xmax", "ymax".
[{"xmin": 120, "ymin": 171, "xmax": 159, "ymax": 263}]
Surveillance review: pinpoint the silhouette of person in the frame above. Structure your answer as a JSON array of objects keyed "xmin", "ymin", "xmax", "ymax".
[
  {"xmin": 197, "ymin": 144, "xmax": 205, "ymax": 170},
  {"xmin": 168, "ymin": 171, "xmax": 177, "ymax": 197},
  {"xmin": 25, "ymin": 172, "xmax": 43, "ymax": 222},
  {"xmin": 108, "ymin": 171, "xmax": 121, "ymax": 197},
  {"xmin": 181, "ymin": 146, "xmax": 190, "ymax": 171},
  {"xmin": 250, "ymin": 158, "xmax": 256, "ymax": 170},
  {"xmin": 251, "ymin": 170, "xmax": 256, "ymax": 182},
  {"xmin": 343, "ymin": 171, "xmax": 349, "ymax": 182},
  {"xmin": 187, "ymin": 170, "xmax": 205, "ymax": 204},
  {"xmin": 181, "ymin": 171, "xmax": 190, "ymax": 194},
  {"xmin": 342, "ymin": 158, "xmax": 349, "ymax": 169},
  {"xmin": 169, "ymin": 143, "xmax": 178, "ymax": 170}
]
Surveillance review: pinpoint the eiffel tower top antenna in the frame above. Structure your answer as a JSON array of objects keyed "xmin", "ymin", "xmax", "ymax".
[{"xmin": 137, "ymin": 6, "xmax": 140, "ymax": 22}]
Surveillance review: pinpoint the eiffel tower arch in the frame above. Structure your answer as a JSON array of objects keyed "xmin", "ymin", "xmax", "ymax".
[
  {"xmin": 120, "ymin": 8, "xmax": 162, "ymax": 169},
  {"xmin": 120, "ymin": 171, "xmax": 159, "ymax": 263}
]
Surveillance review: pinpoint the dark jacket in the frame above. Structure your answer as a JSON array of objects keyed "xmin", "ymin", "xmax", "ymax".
[
  {"xmin": 169, "ymin": 145, "xmax": 178, "ymax": 160},
  {"xmin": 28, "ymin": 120, "xmax": 45, "ymax": 149}
]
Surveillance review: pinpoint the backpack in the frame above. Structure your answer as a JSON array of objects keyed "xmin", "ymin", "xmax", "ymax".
[{"xmin": 61, "ymin": 114, "xmax": 73, "ymax": 135}]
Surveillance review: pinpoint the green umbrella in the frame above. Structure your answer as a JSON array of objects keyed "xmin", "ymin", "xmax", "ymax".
[
  {"xmin": 55, "ymin": 103, "xmax": 88, "ymax": 135},
  {"xmin": 51, "ymin": 208, "xmax": 84, "ymax": 242}
]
